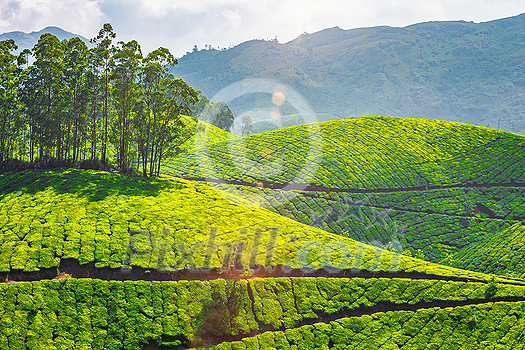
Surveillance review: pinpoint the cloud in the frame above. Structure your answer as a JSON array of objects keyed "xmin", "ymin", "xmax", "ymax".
[
  {"xmin": 222, "ymin": 9, "xmax": 241, "ymax": 30},
  {"xmin": 1, "ymin": 0, "xmax": 524, "ymax": 58},
  {"xmin": 0, "ymin": 0, "xmax": 105, "ymax": 35}
]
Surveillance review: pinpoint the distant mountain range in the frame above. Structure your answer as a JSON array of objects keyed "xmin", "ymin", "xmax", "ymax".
[
  {"xmin": 172, "ymin": 13, "xmax": 525, "ymax": 135},
  {"xmin": 3, "ymin": 16, "xmax": 525, "ymax": 135},
  {"xmin": 0, "ymin": 26, "xmax": 91, "ymax": 53}
]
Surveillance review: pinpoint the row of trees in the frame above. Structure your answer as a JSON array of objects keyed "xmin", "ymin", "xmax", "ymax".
[{"xmin": 0, "ymin": 23, "xmax": 201, "ymax": 177}]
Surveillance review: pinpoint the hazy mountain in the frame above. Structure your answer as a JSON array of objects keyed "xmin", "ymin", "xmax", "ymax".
[
  {"xmin": 172, "ymin": 14, "xmax": 525, "ymax": 134},
  {"xmin": 0, "ymin": 26, "xmax": 92, "ymax": 53}
]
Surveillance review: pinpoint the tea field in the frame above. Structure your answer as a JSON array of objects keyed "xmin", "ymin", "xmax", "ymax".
[
  {"xmin": 163, "ymin": 117, "xmax": 525, "ymax": 189},
  {"xmin": 2, "ymin": 116, "xmax": 525, "ymax": 348}
]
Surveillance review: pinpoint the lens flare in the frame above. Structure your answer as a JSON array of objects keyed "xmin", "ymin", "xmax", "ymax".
[
  {"xmin": 272, "ymin": 91, "xmax": 285, "ymax": 106},
  {"xmin": 271, "ymin": 107, "xmax": 282, "ymax": 119}
]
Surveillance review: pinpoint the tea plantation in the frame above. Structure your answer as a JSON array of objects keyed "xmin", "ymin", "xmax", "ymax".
[
  {"xmin": 164, "ymin": 117, "xmax": 525, "ymax": 278},
  {"xmin": 2, "ymin": 117, "xmax": 525, "ymax": 348}
]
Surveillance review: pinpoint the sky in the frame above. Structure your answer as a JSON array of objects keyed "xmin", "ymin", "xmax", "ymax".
[{"xmin": 1, "ymin": 0, "xmax": 525, "ymax": 58}]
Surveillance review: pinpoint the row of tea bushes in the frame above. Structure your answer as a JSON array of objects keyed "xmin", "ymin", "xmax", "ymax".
[
  {"xmin": 219, "ymin": 184, "xmax": 520, "ymax": 264},
  {"xmin": 207, "ymin": 301, "xmax": 525, "ymax": 349},
  {"xmin": 443, "ymin": 223, "xmax": 525, "ymax": 277},
  {"xmin": 2, "ymin": 277, "xmax": 525, "ymax": 349}
]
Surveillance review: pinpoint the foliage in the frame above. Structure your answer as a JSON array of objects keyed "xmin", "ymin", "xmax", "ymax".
[
  {"xmin": 192, "ymin": 91, "xmax": 235, "ymax": 132},
  {"xmin": 205, "ymin": 301, "xmax": 525, "ymax": 349},
  {"xmin": 220, "ymin": 184, "xmax": 523, "ymax": 267},
  {"xmin": 163, "ymin": 117, "xmax": 525, "ymax": 189},
  {"xmin": 443, "ymin": 223, "xmax": 525, "ymax": 277},
  {"xmin": 0, "ymin": 168, "xmax": 516, "ymax": 285},
  {"xmin": 138, "ymin": 48, "xmax": 199, "ymax": 177}
]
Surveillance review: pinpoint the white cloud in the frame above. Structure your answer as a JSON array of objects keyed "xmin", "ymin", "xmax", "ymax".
[
  {"xmin": 222, "ymin": 9, "xmax": 241, "ymax": 30},
  {"xmin": 1, "ymin": 0, "xmax": 524, "ymax": 57},
  {"xmin": 0, "ymin": 0, "xmax": 105, "ymax": 36}
]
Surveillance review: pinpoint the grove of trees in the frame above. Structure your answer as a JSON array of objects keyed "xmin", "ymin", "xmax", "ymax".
[{"xmin": 0, "ymin": 23, "xmax": 202, "ymax": 177}]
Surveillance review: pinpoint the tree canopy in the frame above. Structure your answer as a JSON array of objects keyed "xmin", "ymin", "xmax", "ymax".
[{"xmin": 192, "ymin": 91, "xmax": 234, "ymax": 132}]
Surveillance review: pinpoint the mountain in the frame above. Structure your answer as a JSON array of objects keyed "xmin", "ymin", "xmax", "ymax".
[
  {"xmin": 171, "ymin": 14, "xmax": 525, "ymax": 135},
  {"xmin": 0, "ymin": 26, "xmax": 92, "ymax": 52}
]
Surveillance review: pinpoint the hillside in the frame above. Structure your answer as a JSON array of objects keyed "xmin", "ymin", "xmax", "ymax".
[
  {"xmin": 171, "ymin": 14, "xmax": 525, "ymax": 135},
  {"xmin": 2, "ymin": 169, "xmax": 525, "ymax": 348},
  {"xmin": 179, "ymin": 116, "xmax": 240, "ymax": 154},
  {"xmin": 0, "ymin": 26, "xmax": 92, "ymax": 53},
  {"xmin": 163, "ymin": 117, "xmax": 525, "ymax": 189},
  {"xmin": 1, "ymin": 126, "xmax": 525, "ymax": 347},
  {"xmin": 0, "ymin": 168, "xmax": 502, "ymax": 282},
  {"xmin": 443, "ymin": 223, "xmax": 525, "ymax": 275},
  {"xmin": 163, "ymin": 117, "xmax": 525, "ymax": 277}
]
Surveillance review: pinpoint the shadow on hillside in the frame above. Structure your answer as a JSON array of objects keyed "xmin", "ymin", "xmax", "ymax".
[{"xmin": 0, "ymin": 168, "xmax": 177, "ymax": 202}]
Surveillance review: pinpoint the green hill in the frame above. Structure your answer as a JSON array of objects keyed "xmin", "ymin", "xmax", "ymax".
[
  {"xmin": 443, "ymin": 223, "xmax": 525, "ymax": 276},
  {"xmin": 179, "ymin": 116, "xmax": 239, "ymax": 154},
  {"xmin": 163, "ymin": 117, "xmax": 525, "ymax": 277},
  {"xmin": 163, "ymin": 116, "xmax": 525, "ymax": 189},
  {"xmin": 2, "ymin": 116, "xmax": 525, "ymax": 348},
  {"xmin": 172, "ymin": 14, "xmax": 525, "ymax": 134},
  {"xmin": 0, "ymin": 168, "xmax": 506, "ymax": 282},
  {"xmin": 2, "ymin": 275, "xmax": 525, "ymax": 349}
]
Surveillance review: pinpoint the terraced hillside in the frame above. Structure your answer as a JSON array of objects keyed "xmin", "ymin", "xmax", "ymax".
[
  {"xmin": 163, "ymin": 117, "xmax": 525, "ymax": 277},
  {"xmin": 2, "ymin": 168, "xmax": 525, "ymax": 348},
  {"xmin": 2, "ymin": 116, "xmax": 525, "ymax": 349},
  {"xmin": 0, "ymin": 168, "xmax": 502, "ymax": 280},
  {"xmin": 3, "ymin": 276, "xmax": 525, "ymax": 349},
  {"xmin": 164, "ymin": 117, "xmax": 524, "ymax": 189}
]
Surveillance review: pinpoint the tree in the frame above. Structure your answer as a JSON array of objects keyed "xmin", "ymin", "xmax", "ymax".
[
  {"xmin": 139, "ymin": 47, "xmax": 199, "ymax": 177},
  {"xmin": 0, "ymin": 22, "xmax": 201, "ymax": 175},
  {"xmin": 21, "ymin": 33, "xmax": 66, "ymax": 163},
  {"xmin": 241, "ymin": 115, "xmax": 253, "ymax": 136},
  {"xmin": 213, "ymin": 101, "xmax": 234, "ymax": 132},
  {"xmin": 0, "ymin": 39, "xmax": 24, "ymax": 163},
  {"xmin": 63, "ymin": 37, "xmax": 89, "ymax": 162},
  {"xmin": 192, "ymin": 92, "xmax": 234, "ymax": 132},
  {"xmin": 111, "ymin": 40, "xmax": 142, "ymax": 171},
  {"xmin": 90, "ymin": 23, "xmax": 116, "ymax": 164}
]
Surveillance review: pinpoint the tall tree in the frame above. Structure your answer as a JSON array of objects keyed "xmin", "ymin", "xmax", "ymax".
[
  {"xmin": 63, "ymin": 37, "xmax": 89, "ymax": 162},
  {"xmin": 111, "ymin": 40, "xmax": 142, "ymax": 171},
  {"xmin": 192, "ymin": 92, "xmax": 234, "ymax": 132},
  {"xmin": 22, "ymin": 33, "xmax": 66, "ymax": 163},
  {"xmin": 241, "ymin": 115, "xmax": 253, "ymax": 136},
  {"xmin": 213, "ymin": 101, "xmax": 235, "ymax": 132},
  {"xmin": 90, "ymin": 23, "xmax": 116, "ymax": 165},
  {"xmin": 85, "ymin": 46, "xmax": 102, "ymax": 161},
  {"xmin": 0, "ymin": 39, "xmax": 24, "ymax": 163}
]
